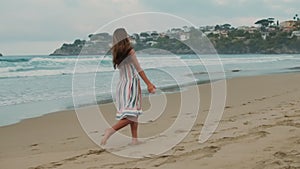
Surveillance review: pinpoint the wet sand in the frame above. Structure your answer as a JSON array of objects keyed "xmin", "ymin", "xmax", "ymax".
[{"xmin": 0, "ymin": 73, "xmax": 300, "ymax": 169}]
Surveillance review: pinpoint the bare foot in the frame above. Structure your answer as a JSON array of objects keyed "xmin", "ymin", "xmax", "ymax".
[
  {"xmin": 100, "ymin": 128, "xmax": 114, "ymax": 145},
  {"xmin": 130, "ymin": 138, "xmax": 142, "ymax": 145}
]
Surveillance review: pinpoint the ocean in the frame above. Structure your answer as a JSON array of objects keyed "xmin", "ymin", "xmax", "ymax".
[{"xmin": 0, "ymin": 54, "xmax": 300, "ymax": 126}]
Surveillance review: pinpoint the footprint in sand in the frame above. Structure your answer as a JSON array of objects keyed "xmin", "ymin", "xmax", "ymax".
[
  {"xmin": 263, "ymin": 146, "xmax": 273, "ymax": 152},
  {"xmin": 173, "ymin": 145, "xmax": 185, "ymax": 151},
  {"xmin": 272, "ymin": 150, "xmax": 300, "ymax": 167},
  {"xmin": 273, "ymin": 151, "xmax": 287, "ymax": 158},
  {"xmin": 66, "ymin": 136, "xmax": 79, "ymax": 140},
  {"xmin": 255, "ymin": 97, "xmax": 267, "ymax": 101},
  {"xmin": 171, "ymin": 115, "xmax": 177, "ymax": 119},
  {"xmin": 243, "ymin": 121, "xmax": 250, "ymax": 125},
  {"xmin": 229, "ymin": 118, "xmax": 236, "ymax": 122},
  {"xmin": 225, "ymin": 106, "xmax": 232, "ymax": 109},
  {"xmin": 175, "ymin": 129, "xmax": 188, "ymax": 134},
  {"xmin": 61, "ymin": 137, "xmax": 78, "ymax": 145},
  {"xmin": 221, "ymin": 118, "xmax": 236, "ymax": 122},
  {"xmin": 294, "ymin": 139, "xmax": 300, "ymax": 144},
  {"xmin": 29, "ymin": 143, "xmax": 41, "ymax": 152},
  {"xmin": 203, "ymin": 145, "xmax": 220, "ymax": 153},
  {"xmin": 30, "ymin": 143, "xmax": 39, "ymax": 147},
  {"xmin": 195, "ymin": 123, "xmax": 204, "ymax": 127}
]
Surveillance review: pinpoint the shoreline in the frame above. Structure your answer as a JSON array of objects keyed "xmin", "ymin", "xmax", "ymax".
[
  {"xmin": 49, "ymin": 52, "xmax": 300, "ymax": 56},
  {"xmin": 1, "ymin": 70, "xmax": 299, "ymax": 128},
  {"xmin": 1, "ymin": 53, "xmax": 299, "ymax": 57}
]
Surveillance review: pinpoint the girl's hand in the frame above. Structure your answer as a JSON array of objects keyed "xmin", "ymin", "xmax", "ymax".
[{"xmin": 147, "ymin": 83, "xmax": 156, "ymax": 94}]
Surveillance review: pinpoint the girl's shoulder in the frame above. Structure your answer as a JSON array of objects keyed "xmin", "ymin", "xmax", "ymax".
[{"xmin": 128, "ymin": 48, "xmax": 136, "ymax": 56}]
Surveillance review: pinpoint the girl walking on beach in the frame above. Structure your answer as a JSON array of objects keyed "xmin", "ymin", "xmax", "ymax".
[{"xmin": 101, "ymin": 28, "xmax": 156, "ymax": 145}]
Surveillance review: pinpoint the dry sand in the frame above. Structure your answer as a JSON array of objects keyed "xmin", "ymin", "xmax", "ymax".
[{"xmin": 0, "ymin": 73, "xmax": 300, "ymax": 169}]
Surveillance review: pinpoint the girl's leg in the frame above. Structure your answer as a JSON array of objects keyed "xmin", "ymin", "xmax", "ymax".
[
  {"xmin": 101, "ymin": 118, "xmax": 133, "ymax": 145},
  {"xmin": 129, "ymin": 117, "xmax": 139, "ymax": 144}
]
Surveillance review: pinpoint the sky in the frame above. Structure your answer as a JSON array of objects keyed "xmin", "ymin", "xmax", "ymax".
[{"xmin": 0, "ymin": 0, "xmax": 299, "ymax": 55}]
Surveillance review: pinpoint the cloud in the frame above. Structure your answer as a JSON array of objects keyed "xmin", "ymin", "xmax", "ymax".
[
  {"xmin": 140, "ymin": 0, "xmax": 298, "ymax": 25},
  {"xmin": 213, "ymin": 0, "xmax": 248, "ymax": 6},
  {"xmin": 0, "ymin": 0, "xmax": 146, "ymax": 42},
  {"xmin": 0, "ymin": 0, "xmax": 299, "ymax": 55},
  {"xmin": 0, "ymin": 40, "xmax": 65, "ymax": 56}
]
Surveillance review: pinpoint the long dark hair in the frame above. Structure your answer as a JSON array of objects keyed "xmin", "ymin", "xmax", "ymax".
[{"xmin": 112, "ymin": 28, "xmax": 132, "ymax": 69}]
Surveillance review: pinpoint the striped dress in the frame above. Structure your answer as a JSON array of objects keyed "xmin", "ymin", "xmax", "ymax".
[{"xmin": 115, "ymin": 50, "xmax": 142, "ymax": 120}]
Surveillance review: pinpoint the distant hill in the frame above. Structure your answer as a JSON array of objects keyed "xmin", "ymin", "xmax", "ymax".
[
  {"xmin": 50, "ymin": 33, "xmax": 111, "ymax": 56},
  {"xmin": 0, "ymin": 53, "xmax": 3, "ymax": 56},
  {"xmin": 50, "ymin": 27, "xmax": 300, "ymax": 56}
]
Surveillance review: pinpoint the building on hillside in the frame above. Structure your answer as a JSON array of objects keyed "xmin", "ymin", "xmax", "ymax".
[
  {"xmin": 267, "ymin": 27, "xmax": 277, "ymax": 32},
  {"xmin": 291, "ymin": 31, "xmax": 300, "ymax": 38},
  {"xmin": 170, "ymin": 28, "xmax": 183, "ymax": 34},
  {"xmin": 199, "ymin": 26, "xmax": 214, "ymax": 32},
  {"xmin": 89, "ymin": 33, "xmax": 111, "ymax": 43},
  {"xmin": 179, "ymin": 32, "xmax": 190, "ymax": 41},
  {"xmin": 237, "ymin": 26, "xmax": 249, "ymax": 30},
  {"xmin": 146, "ymin": 41, "xmax": 158, "ymax": 46},
  {"xmin": 129, "ymin": 38, "xmax": 137, "ymax": 45},
  {"xmin": 280, "ymin": 20, "xmax": 296, "ymax": 32},
  {"xmin": 203, "ymin": 30, "xmax": 219, "ymax": 36},
  {"xmin": 150, "ymin": 32, "xmax": 160, "ymax": 40},
  {"xmin": 237, "ymin": 26, "xmax": 258, "ymax": 33},
  {"xmin": 220, "ymin": 30, "xmax": 229, "ymax": 38},
  {"xmin": 183, "ymin": 26, "xmax": 191, "ymax": 33},
  {"xmin": 139, "ymin": 32, "xmax": 151, "ymax": 41},
  {"xmin": 165, "ymin": 28, "xmax": 184, "ymax": 39},
  {"xmin": 131, "ymin": 33, "xmax": 139, "ymax": 40},
  {"xmin": 159, "ymin": 32, "xmax": 168, "ymax": 38},
  {"xmin": 261, "ymin": 32, "xmax": 270, "ymax": 40}
]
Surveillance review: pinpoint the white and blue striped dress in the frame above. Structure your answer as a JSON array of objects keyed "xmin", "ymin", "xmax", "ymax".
[{"xmin": 115, "ymin": 50, "xmax": 142, "ymax": 120}]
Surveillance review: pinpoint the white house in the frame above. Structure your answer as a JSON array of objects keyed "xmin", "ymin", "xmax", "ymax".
[
  {"xmin": 179, "ymin": 32, "xmax": 190, "ymax": 41},
  {"xmin": 291, "ymin": 31, "xmax": 300, "ymax": 38},
  {"xmin": 237, "ymin": 26, "xmax": 258, "ymax": 34},
  {"xmin": 261, "ymin": 32, "xmax": 269, "ymax": 40},
  {"xmin": 183, "ymin": 26, "xmax": 191, "ymax": 32},
  {"xmin": 146, "ymin": 41, "xmax": 158, "ymax": 46},
  {"xmin": 130, "ymin": 39, "xmax": 137, "ymax": 45},
  {"xmin": 150, "ymin": 32, "xmax": 160, "ymax": 40},
  {"xmin": 280, "ymin": 20, "xmax": 296, "ymax": 32}
]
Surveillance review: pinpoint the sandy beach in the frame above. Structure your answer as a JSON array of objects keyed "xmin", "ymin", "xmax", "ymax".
[{"xmin": 1, "ymin": 73, "xmax": 300, "ymax": 169}]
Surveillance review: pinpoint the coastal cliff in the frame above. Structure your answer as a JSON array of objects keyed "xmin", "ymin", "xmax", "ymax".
[
  {"xmin": 50, "ymin": 33, "xmax": 111, "ymax": 56},
  {"xmin": 50, "ymin": 27, "xmax": 300, "ymax": 56}
]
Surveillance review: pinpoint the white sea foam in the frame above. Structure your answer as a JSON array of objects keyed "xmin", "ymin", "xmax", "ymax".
[
  {"xmin": 1, "ymin": 54, "xmax": 300, "ymax": 126},
  {"xmin": 29, "ymin": 56, "xmax": 111, "ymax": 63},
  {"xmin": 0, "ymin": 55, "xmax": 299, "ymax": 78}
]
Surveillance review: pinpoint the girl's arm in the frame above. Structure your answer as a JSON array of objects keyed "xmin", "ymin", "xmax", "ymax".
[
  {"xmin": 139, "ymin": 71, "xmax": 156, "ymax": 93},
  {"xmin": 129, "ymin": 49, "xmax": 156, "ymax": 93}
]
